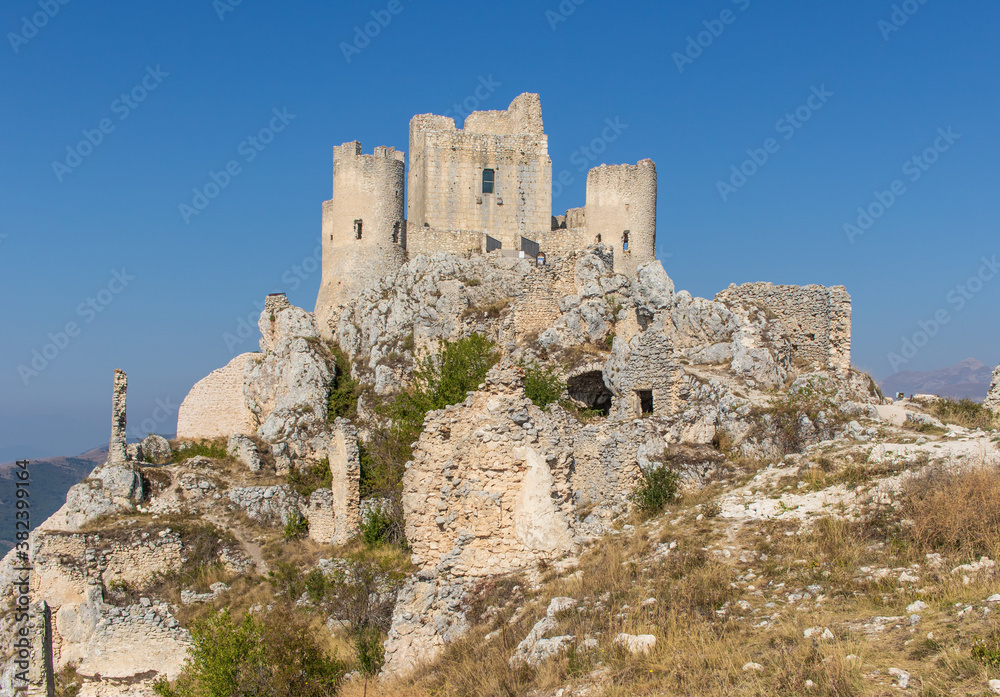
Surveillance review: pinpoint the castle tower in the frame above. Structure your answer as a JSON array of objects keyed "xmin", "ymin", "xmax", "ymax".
[
  {"xmin": 315, "ymin": 142, "xmax": 407, "ymax": 335},
  {"xmin": 407, "ymin": 93, "xmax": 552, "ymax": 256},
  {"xmin": 585, "ymin": 159, "xmax": 657, "ymax": 277}
]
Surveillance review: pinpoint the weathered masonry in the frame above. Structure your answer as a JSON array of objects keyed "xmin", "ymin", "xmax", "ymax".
[{"xmin": 315, "ymin": 93, "xmax": 659, "ymax": 325}]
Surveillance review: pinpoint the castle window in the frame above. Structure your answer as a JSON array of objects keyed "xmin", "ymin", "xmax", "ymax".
[
  {"xmin": 354, "ymin": 219, "xmax": 363, "ymax": 240},
  {"xmin": 637, "ymin": 390, "xmax": 653, "ymax": 416},
  {"xmin": 595, "ymin": 234, "xmax": 602, "ymax": 244},
  {"xmin": 623, "ymin": 230, "xmax": 630, "ymax": 251},
  {"xmin": 482, "ymin": 168, "xmax": 495, "ymax": 194},
  {"xmin": 392, "ymin": 221, "xmax": 400, "ymax": 244}
]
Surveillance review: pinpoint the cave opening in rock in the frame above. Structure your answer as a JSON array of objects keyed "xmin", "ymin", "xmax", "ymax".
[{"xmin": 567, "ymin": 371, "xmax": 613, "ymax": 416}]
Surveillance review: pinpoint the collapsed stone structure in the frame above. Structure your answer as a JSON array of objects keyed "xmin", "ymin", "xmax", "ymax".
[
  {"xmin": 986, "ymin": 365, "xmax": 1000, "ymax": 413},
  {"xmin": 315, "ymin": 93, "xmax": 658, "ymax": 330}
]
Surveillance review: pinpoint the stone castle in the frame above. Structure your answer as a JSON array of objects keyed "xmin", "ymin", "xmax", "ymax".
[
  {"xmin": 3, "ymin": 92, "xmax": 911, "ymax": 696},
  {"xmin": 315, "ymin": 93, "xmax": 657, "ymax": 329}
]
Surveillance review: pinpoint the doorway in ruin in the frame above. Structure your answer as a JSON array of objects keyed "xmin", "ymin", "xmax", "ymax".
[{"xmin": 567, "ymin": 371, "xmax": 613, "ymax": 416}]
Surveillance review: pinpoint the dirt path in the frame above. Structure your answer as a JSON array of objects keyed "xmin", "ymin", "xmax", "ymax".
[{"xmin": 205, "ymin": 514, "xmax": 267, "ymax": 575}]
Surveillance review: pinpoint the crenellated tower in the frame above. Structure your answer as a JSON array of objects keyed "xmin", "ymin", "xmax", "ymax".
[
  {"xmin": 584, "ymin": 159, "xmax": 657, "ymax": 277},
  {"xmin": 315, "ymin": 141, "xmax": 407, "ymax": 335}
]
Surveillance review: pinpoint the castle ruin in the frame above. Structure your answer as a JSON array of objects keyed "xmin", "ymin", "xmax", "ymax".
[{"xmin": 315, "ymin": 93, "xmax": 657, "ymax": 330}]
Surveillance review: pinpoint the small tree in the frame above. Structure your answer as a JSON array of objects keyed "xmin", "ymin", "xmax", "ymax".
[{"xmin": 630, "ymin": 465, "xmax": 680, "ymax": 518}]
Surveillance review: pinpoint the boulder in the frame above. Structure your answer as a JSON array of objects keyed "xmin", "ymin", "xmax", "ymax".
[{"xmin": 139, "ymin": 434, "xmax": 172, "ymax": 464}]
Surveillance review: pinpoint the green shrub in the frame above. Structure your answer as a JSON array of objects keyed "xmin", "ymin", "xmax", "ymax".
[
  {"xmin": 287, "ymin": 458, "xmax": 332, "ymax": 498},
  {"xmin": 266, "ymin": 561, "xmax": 306, "ymax": 599},
  {"xmin": 413, "ymin": 333, "xmax": 500, "ymax": 408},
  {"xmin": 972, "ymin": 629, "xmax": 1000, "ymax": 668},
  {"xmin": 282, "ymin": 512, "xmax": 309, "ymax": 540},
  {"xmin": 630, "ymin": 466, "xmax": 680, "ymax": 518},
  {"xmin": 327, "ymin": 344, "xmax": 360, "ymax": 422},
  {"xmin": 171, "ymin": 440, "xmax": 228, "ymax": 463},
  {"xmin": 153, "ymin": 608, "xmax": 344, "ymax": 697},
  {"xmin": 360, "ymin": 505, "xmax": 396, "ymax": 548},
  {"xmin": 521, "ymin": 361, "xmax": 564, "ymax": 408}
]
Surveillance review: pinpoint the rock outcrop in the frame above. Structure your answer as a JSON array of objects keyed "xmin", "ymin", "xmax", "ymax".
[{"xmin": 986, "ymin": 365, "xmax": 1000, "ymax": 413}]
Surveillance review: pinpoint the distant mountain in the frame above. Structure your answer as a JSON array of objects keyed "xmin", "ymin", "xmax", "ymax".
[
  {"xmin": 0, "ymin": 446, "xmax": 106, "ymax": 556},
  {"xmin": 880, "ymin": 358, "xmax": 995, "ymax": 401}
]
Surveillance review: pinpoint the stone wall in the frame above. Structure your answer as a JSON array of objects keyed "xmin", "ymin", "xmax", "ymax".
[
  {"xmin": 328, "ymin": 419, "xmax": 361, "ymax": 546},
  {"xmin": 714, "ymin": 282, "xmax": 852, "ymax": 374},
  {"xmin": 986, "ymin": 365, "xmax": 1000, "ymax": 413},
  {"xmin": 407, "ymin": 93, "xmax": 552, "ymax": 256},
  {"xmin": 510, "ymin": 254, "xmax": 578, "ymax": 342},
  {"xmin": 176, "ymin": 352, "xmax": 258, "ymax": 440},
  {"xmin": 604, "ymin": 327, "xmax": 682, "ymax": 420},
  {"xmin": 402, "ymin": 366, "xmax": 577, "ymax": 579},
  {"xmin": 316, "ymin": 142, "xmax": 408, "ymax": 332}
]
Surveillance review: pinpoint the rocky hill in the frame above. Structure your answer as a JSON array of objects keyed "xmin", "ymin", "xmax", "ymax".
[
  {"xmin": 0, "ymin": 447, "xmax": 106, "ymax": 556},
  {"xmin": 3, "ymin": 247, "xmax": 999, "ymax": 697}
]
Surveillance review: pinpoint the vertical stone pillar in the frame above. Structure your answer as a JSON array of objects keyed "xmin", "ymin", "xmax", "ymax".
[
  {"xmin": 330, "ymin": 418, "xmax": 361, "ymax": 545},
  {"xmin": 109, "ymin": 369, "xmax": 128, "ymax": 466}
]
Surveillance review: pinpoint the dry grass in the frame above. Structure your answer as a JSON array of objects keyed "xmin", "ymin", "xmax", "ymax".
[
  {"xmin": 898, "ymin": 464, "xmax": 1000, "ymax": 560},
  {"xmin": 339, "ymin": 452, "xmax": 1000, "ymax": 697}
]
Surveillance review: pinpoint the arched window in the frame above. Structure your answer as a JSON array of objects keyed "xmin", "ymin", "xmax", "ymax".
[{"xmin": 623, "ymin": 230, "xmax": 630, "ymax": 251}]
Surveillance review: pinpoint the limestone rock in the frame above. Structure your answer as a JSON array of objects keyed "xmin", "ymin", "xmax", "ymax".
[
  {"xmin": 244, "ymin": 296, "xmax": 332, "ymax": 448},
  {"xmin": 614, "ymin": 633, "xmax": 656, "ymax": 655},
  {"xmin": 985, "ymin": 365, "xmax": 1000, "ymax": 413},
  {"xmin": 139, "ymin": 434, "xmax": 172, "ymax": 464},
  {"xmin": 226, "ymin": 434, "xmax": 261, "ymax": 472}
]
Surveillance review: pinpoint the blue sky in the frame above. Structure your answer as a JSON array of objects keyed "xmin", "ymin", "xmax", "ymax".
[{"xmin": 1, "ymin": 0, "xmax": 998, "ymax": 459}]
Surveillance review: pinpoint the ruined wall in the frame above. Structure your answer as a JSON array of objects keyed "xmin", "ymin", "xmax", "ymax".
[
  {"xmin": 510, "ymin": 254, "xmax": 578, "ymax": 341},
  {"xmin": 714, "ymin": 283, "xmax": 852, "ymax": 374},
  {"xmin": 402, "ymin": 366, "xmax": 577, "ymax": 579},
  {"xmin": 176, "ymin": 352, "xmax": 258, "ymax": 440},
  {"xmin": 407, "ymin": 93, "xmax": 552, "ymax": 256},
  {"xmin": 585, "ymin": 160, "xmax": 657, "ymax": 277},
  {"xmin": 315, "ymin": 142, "xmax": 408, "ymax": 334},
  {"xmin": 605, "ymin": 327, "xmax": 682, "ymax": 420}
]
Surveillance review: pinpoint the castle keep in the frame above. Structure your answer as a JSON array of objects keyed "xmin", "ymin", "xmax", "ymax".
[{"xmin": 315, "ymin": 93, "xmax": 658, "ymax": 328}]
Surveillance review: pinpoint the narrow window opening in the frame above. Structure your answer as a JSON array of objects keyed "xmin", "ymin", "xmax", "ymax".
[
  {"xmin": 637, "ymin": 390, "xmax": 653, "ymax": 416},
  {"xmin": 354, "ymin": 219, "xmax": 363, "ymax": 240},
  {"xmin": 595, "ymin": 234, "xmax": 602, "ymax": 244},
  {"xmin": 623, "ymin": 230, "xmax": 630, "ymax": 252},
  {"xmin": 392, "ymin": 221, "xmax": 400, "ymax": 244},
  {"xmin": 482, "ymin": 168, "xmax": 495, "ymax": 194},
  {"xmin": 329, "ymin": 234, "xmax": 332, "ymax": 241}
]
